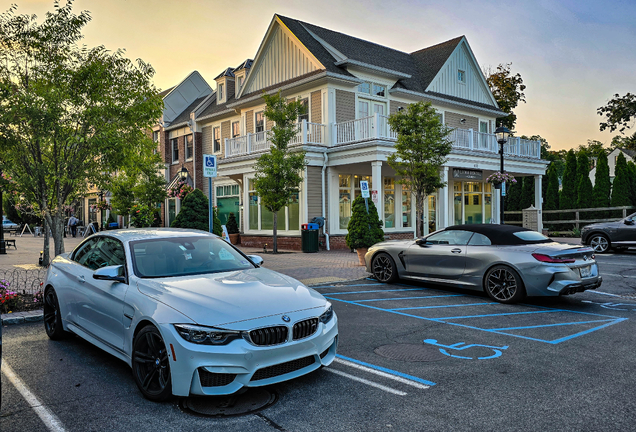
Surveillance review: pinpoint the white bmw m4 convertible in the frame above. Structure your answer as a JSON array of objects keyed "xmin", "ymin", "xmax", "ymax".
[{"xmin": 43, "ymin": 229, "xmax": 338, "ymax": 401}]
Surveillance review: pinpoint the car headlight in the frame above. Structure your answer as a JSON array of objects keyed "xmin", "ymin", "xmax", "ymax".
[
  {"xmin": 174, "ymin": 324, "xmax": 243, "ymax": 345},
  {"xmin": 319, "ymin": 303, "xmax": 333, "ymax": 324}
]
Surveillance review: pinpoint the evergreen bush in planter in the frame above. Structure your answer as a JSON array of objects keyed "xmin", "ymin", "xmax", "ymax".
[
  {"xmin": 345, "ymin": 195, "xmax": 384, "ymax": 264},
  {"xmin": 226, "ymin": 212, "xmax": 240, "ymax": 244},
  {"xmin": 171, "ymin": 189, "xmax": 222, "ymax": 236}
]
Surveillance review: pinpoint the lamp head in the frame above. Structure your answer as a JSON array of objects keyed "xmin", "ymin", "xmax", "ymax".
[{"xmin": 495, "ymin": 124, "xmax": 510, "ymax": 145}]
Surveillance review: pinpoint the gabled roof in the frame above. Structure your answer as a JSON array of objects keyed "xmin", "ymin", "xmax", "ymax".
[
  {"xmin": 618, "ymin": 148, "xmax": 636, "ymax": 159},
  {"xmin": 158, "ymin": 86, "xmax": 175, "ymax": 98},
  {"xmin": 214, "ymin": 67, "xmax": 235, "ymax": 80},
  {"xmin": 410, "ymin": 36, "xmax": 464, "ymax": 91},
  {"xmin": 234, "ymin": 59, "xmax": 253, "ymax": 72},
  {"xmin": 165, "ymin": 96, "xmax": 207, "ymax": 130}
]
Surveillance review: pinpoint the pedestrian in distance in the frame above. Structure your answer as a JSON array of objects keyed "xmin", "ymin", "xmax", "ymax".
[{"xmin": 67, "ymin": 214, "xmax": 78, "ymax": 237}]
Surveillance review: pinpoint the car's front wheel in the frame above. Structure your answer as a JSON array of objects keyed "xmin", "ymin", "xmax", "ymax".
[
  {"xmin": 43, "ymin": 287, "xmax": 66, "ymax": 340},
  {"xmin": 484, "ymin": 265, "xmax": 525, "ymax": 304},
  {"xmin": 132, "ymin": 325, "xmax": 172, "ymax": 402},
  {"xmin": 372, "ymin": 252, "xmax": 398, "ymax": 283},
  {"xmin": 589, "ymin": 234, "xmax": 610, "ymax": 253}
]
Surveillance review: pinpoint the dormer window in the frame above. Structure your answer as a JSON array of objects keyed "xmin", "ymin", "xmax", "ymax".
[
  {"xmin": 237, "ymin": 76, "xmax": 244, "ymax": 93},
  {"xmin": 458, "ymin": 70, "xmax": 466, "ymax": 83},
  {"xmin": 357, "ymin": 82, "xmax": 386, "ymax": 98},
  {"xmin": 372, "ymin": 84, "xmax": 386, "ymax": 97},
  {"xmin": 358, "ymin": 82, "xmax": 370, "ymax": 94},
  {"xmin": 218, "ymin": 83, "xmax": 224, "ymax": 101}
]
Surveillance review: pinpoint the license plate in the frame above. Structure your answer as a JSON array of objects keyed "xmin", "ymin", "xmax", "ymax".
[{"xmin": 579, "ymin": 266, "xmax": 592, "ymax": 278}]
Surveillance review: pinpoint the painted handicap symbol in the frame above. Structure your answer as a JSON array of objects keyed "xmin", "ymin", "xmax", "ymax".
[{"xmin": 424, "ymin": 339, "xmax": 508, "ymax": 360}]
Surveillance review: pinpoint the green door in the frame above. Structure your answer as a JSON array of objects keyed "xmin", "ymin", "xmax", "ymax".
[{"xmin": 217, "ymin": 197, "xmax": 240, "ymax": 227}]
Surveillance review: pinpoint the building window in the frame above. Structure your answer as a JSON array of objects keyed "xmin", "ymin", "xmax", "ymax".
[
  {"xmin": 171, "ymin": 138, "xmax": 178, "ymax": 162},
  {"xmin": 357, "ymin": 82, "xmax": 370, "ymax": 94},
  {"xmin": 88, "ymin": 198, "xmax": 97, "ymax": 223},
  {"xmin": 185, "ymin": 134, "xmax": 193, "ymax": 161},
  {"xmin": 247, "ymin": 179, "xmax": 297, "ymax": 231},
  {"xmin": 458, "ymin": 70, "xmax": 466, "ymax": 83},
  {"xmin": 218, "ymin": 83, "xmax": 224, "ymax": 100},
  {"xmin": 298, "ymin": 98, "xmax": 309, "ymax": 123},
  {"xmin": 453, "ymin": 181, "xmax": 492, "ymax": 225},
  {"xmin": 213, "ymin": 127, "xmax": 221, "ymax": 153},
  {"xmin": 255, "ymin": 111, "xmax": 264, "ymax": 133},
  {"xmin": 232, "ymin": 121, "xmax": 240, "ymax": 138},
  {"xmin": 384, "ymin": 178, "xmax": 395, "ymax": 228},
  {"xmin": 237, "ymin": 76, "xmax": 244, "ymax": 92},
  {"xmin": 402, "ymin": 188, "xmax": 412, "ymax": 228},
  {"xmin": 358, "ymin": 101, "xmax": 369, "ymax": 118},
  {"xmin": 372, "ymin": 84, "xmax": 386, "ymax": 97},
  {"xmin": 339, "ymin": 175, "xmax": 352, "ymax": 230},
  {"xmin": 248, "ymin": 180, "xmax": 259, "ymax": 230},
  {"xmin": 153, "ymin": 131, "xmax": 160, "ymax": 154}
]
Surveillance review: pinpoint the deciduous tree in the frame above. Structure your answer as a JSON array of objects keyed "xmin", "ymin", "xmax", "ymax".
[
  {"xmin": 598, "ymin": 93, "xmax": 636, "ymax": 134},
  {"xmin": 0, "ymin": 2, "xmax": 162, "ymax": 263},
  {"xmin": 253, "ymin": 92, "xmax": 306, "ymax": 253},
  {"xmin": 387, "ymin": 101, "xmax": 452, "ymax": 237},
  {"xmin": 484, "ymin": 63, "xmax": 526, "ymax": 130}
]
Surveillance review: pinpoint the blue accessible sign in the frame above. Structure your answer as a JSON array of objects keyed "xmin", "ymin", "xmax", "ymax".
[
  {"xmin": 203, "ymin": 154, "xmax": 217, "ymax": 178},
  {"xmin": 360, "ymin": 180, "xmax": 370, "ymax": 198}
]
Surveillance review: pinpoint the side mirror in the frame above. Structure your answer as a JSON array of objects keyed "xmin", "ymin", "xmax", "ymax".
[
  {"xmin": 93, "ymin": 265, "xmax": 126, "ymax": 282},
  {"xmin": 247, "ymin": 255, "xmax": 264, "ymax": 267},
  {"xmin": 625, "ymin": 218, "xmax": 634, "ymax": 225},
  {"xmin": 415, "ymin": 239, "xmax": 429, "ymax": 247}
]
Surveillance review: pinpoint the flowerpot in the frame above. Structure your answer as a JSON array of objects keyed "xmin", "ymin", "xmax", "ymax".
[
  {"xmin": 492, "ymin": 182, "xmax": 502, "ymax": 190},
  {"xmin": 229, "ymin": 233, "xmax": 240, "ymax": 245},
  {"xmin": 356, "ymin": 248, "xmax": 368, "ymax": 266}
]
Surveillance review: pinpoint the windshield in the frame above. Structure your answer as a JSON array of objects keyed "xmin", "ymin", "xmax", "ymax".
[
  {"xmin": 512, "ymin": 231, "xmax": 551, "ymax": 243},
  {"xmin": 130, "ymin": 236, "xmax": 255, "ymax": 278}
]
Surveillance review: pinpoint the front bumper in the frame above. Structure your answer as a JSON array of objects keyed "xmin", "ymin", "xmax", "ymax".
[{"xmin": 159, "ymin": 313, "xmax": 338, "ymax": 396}]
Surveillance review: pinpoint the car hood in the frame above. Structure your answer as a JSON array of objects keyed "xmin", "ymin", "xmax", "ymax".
[
  {"xmin": 136, "ymin": 267, "xmax": 326, "ymax": 327},
  {"xmin": 370, "ymin": 239, "xmax": 413, "ymax": 249}
]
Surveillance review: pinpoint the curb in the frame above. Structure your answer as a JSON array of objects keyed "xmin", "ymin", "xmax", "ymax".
[{"xmin": 1, "ymin": 310, "xmax": 43, "ymax": 325}]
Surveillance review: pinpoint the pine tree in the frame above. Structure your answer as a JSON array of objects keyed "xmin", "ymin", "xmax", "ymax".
[
  {"xmin": 592, "ymin": 151, "xmax": 611, "ymax": 218},
  {"xmin": 520, "ymin": 176, "xmax": 535, "ymax": 209},
  {"xmin": 544, "ymin": 165, "xmax": 559, "ymax": 225},
  {"xmin": 505, "ymin": 180, "xmax": 522, "ymax": 211},
  {"xmin": 627, "ymin": 162, "xmax": 636, "ymax": 206},
  {"xmin": 611, "ymin": 153, "xmax": 631, "ymax": 210},
  {"xmin": 345, "ymin": 196, "xmax": 384, "ymax": 249},
  {"xmin": 576, "ymin": 152, "xmax": 594, "ymax": 217},
  {"xmin": 171, "ymin": 189, "xmax": 222, "ymax": 236},
  {"xmin": 560, "ymin": 149, "xmax": 578, "ymax": 210}
]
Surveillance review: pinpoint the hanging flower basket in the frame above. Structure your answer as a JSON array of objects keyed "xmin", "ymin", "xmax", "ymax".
[
  {"xmin": 90, "ymin": 199, "xmax": 110, "ymax": 211},
  {"xmin": 168, "ymin": 179, "xmax": 194, "ymax": 200},
  {"xmin": 486, "ymin": 172, "xmax": 517, "ymax": 188}
]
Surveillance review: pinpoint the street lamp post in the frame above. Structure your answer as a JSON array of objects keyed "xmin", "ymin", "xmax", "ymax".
[
  {"xmin": 495, "ymin": 124, "xmax": 510, "ymax": 225},
  {"xmin": 0, "ymin": 170, "xmax": 5, "ymax": 255},
  {"xmin": 98, "ymin": 190, "xmax": 104, "ymax": 231},
  {"xmin": 179, "ymin": 165, "xmax": 189, "ymax": 181}
]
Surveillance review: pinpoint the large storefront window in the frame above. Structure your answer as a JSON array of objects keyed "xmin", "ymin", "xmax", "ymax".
[
  {"xmin": 88, "ymin": 198, "xmax": 97, "ymax": 223},
  {"xmin": 216, "ymin": 184, "xmax": 240, "ymax": 228},
  {"xmin": 427, "ymin": 195, "xmax": 436, "ymax": 233},
  {"xmin": 168, "ymin": 199, "xmax": 176, "ymax": 227},
  {"xmin": 402, "ymin": 189, "xmax": 411, "ymax": 228},
  {"xmin": 248, "ymin": 179, "xmax": 299, "ymax": 231},
  {"xmin": 339, "ymin": 175, "xmax": 352, "ymax": 229},
  {"xmin": 384, "ymin": 178, "xmax": 395, "ymax": 228},
  {"xmin": 453, "ymin": 181, "xmax": 493, "ymax": 225}
]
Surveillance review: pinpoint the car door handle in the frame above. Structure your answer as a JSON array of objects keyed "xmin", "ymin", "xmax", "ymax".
[
  {"xmin": 451, "ymin": 248, "xmax": 462, "ymax": 254},
  {"xmin": 77, "ymin": 275, "xmax": 85, "ymax": 283}
]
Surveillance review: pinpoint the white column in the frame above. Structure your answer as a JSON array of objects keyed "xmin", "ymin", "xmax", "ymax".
[
  {"xmin": 371, "ymin": 161, "xmax": 383, "ymax": 222},
  {"xmin": 535, "ymin": 175, "xmax": 543, "ymax": 232},
  {"xmin": 439, "ymin": 167, "xmax": 449, "ymax": 228}
]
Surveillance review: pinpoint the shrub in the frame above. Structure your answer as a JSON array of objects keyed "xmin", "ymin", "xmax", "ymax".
[
  {"xmin": 226, "ymin": 212, "xmax": 239, "ymax": 234},
  {"xmin": 345, "ymin": 195, "xmax": 384, "ymax": 249},
  {"xmin": 170, "ymin": 190, "xmax": 222, "ymax": 236}
]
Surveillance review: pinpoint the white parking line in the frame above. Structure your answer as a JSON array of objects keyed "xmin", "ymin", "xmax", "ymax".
[
  {"xmin": 1, "ymin": 359, "xmax": 67, "ymax": 432},
  {"xmin": 334, "ymin": 357, "xmax": 431, "ymax": 390},
  {"xmin": 324, "ymin": 368, "xmax": 407, "ymax": 396}
]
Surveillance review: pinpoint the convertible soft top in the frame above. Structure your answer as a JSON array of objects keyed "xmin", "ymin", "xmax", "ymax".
[{"xmin": 445, "ymin": 224, "xmax": 551, "ymax": 245}]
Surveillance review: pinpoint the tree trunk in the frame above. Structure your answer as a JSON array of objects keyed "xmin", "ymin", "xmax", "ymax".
[
  {"xmin": 273, "ymin": 211, "xmax": 278, "ymax": 253},
  {"xmin": 53, "ymin": 214, "xmax": 65, "ymax": 256},
  {"xmin": 42, "ymin": 218, "xmax": 50, "ymax": 267},
  {"xmin": 415, "ymin": 193, "xmax": 424, "ymax": 238}
]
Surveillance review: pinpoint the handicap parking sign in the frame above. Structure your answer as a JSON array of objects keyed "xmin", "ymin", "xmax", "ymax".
[
  {"xmin": 360, "ymin": 180, "xmax": 370, "ymax": 198},
  {"xmin": 203, "ymin": 154, "xmax": 217, "ymax": 177}
]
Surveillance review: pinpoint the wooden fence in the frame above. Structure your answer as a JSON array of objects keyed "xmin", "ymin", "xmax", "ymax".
[{"xmin": 505, "ymin": 206, "xmax": 635, "ymax": 229}]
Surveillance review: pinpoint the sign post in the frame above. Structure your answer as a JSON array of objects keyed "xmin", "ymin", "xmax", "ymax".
[
  {"xmin": 203, "ymin": 154, "xmax": 218, "ymax": 234},
  {"xmin": 360, "ymin": 180, "xmax": 370, "ymax": 214}
]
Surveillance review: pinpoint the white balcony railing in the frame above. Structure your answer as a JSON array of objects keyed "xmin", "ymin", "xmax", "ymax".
[
  {"xmin": 332, "ymin": 113, "xmax": 541, "ymax": 159},
  {"xmin": 224, "ymin": 114, "xmax": 541, "ymax": 160},
  {"xmin": 225, "ymin": 120, "xmax": 327, "ymax": 158}
]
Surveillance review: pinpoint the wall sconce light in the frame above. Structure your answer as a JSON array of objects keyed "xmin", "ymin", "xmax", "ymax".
[{"xmin": 460, "ymin": 118, "xmax": 466, "ymax": 124}]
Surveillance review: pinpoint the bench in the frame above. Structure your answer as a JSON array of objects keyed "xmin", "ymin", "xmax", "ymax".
[{"xmin": 4, "ymin": 239, "xmax": 16, "ymax": 249}]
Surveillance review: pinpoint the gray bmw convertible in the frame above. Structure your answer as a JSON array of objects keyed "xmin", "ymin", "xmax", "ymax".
[{"xmin": 365, "ymin": 224, "xmax": 602, "ymax": 304}]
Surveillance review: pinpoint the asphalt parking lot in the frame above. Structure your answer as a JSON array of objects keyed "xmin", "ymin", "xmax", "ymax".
[{"xmin": 2, "ymin": 251, "xmax": 636, "ymax": 431}]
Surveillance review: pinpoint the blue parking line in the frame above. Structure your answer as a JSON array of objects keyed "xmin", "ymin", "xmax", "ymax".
[
  {"xmin": 322, "ymin": 288, "xmax": 429, "ymax": 296},
  {"xmin": 442, "ymin": 310, "xmax": 557, "ymax": 320},
  {"xmin": 312, "ymin": 282, "xmax": 382, "ymax": 289},
  {"xmin": 492, "ymin": 319, "xmax": 616, "ymax": 331},
  {"xmin": 358, "ymin": 294, "xmax": 464, "ymax": 302},
  {"xmin": 549, "ymin": 318, "xmax": 628, "ymax": 343},
  {"xmin": 391, "ymin": 302, "xmax": 494, "ymax": 311},
  {"xmin": 336, "ymin": 355, "xmax": 436, "ymax": 386}
]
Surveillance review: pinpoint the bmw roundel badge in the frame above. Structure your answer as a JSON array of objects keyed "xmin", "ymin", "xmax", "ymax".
[{"xmin": 282, "ymin": 315, "xmax": 291, "ymax": 323}]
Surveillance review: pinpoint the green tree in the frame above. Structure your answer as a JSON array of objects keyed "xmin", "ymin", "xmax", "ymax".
[
  {"xmin": 611, "ymin": 133, "xmax": 636, "ymax": 152},
  {"xmin": 598, "ymin": 93, "xmax": 636, "ymax": 134},
  {"xmin": 170, "ymin": 189, "xmax": 221, "ymax": 235},
  {"xmin": 578, "ymin": 140, "xmax": 607, "ymax": 156},
  {"xmin": 505, "ymin": 180, "xmax": 522, "ymax": 212},
  {"xmin": 576, "ymin": 152, "xmax": 594, "ymax": 215},
  {"xmin": 0, "ymin": 2, "xmax": 162, "ymax": 263},
  {"xmin": 519, "ymin": 177, "xmax": 535, "ymax": 209},
  {"xmin": 560, "ymin": 150, "xmax": 578, "ymax": 210},
  {"xmin": 387, "ymin": 101, "xmax": 452, "ymax": 237},
  {"xmin": 544, "ymin": 165, "xmax": 560, "ymax": 225},
  {"xmin": 627, "ymin": 162, "xmax": 636, "ymax": 206},
  {"xmin": 345, "ymin": 196, "xmax": 384, "ymax": 250},
  {"xmin": 611, "ymin": 153, "xmax": 631, "ymax": 208},
  {"xmin": 253, "ymin": 92, "xmax": 306, "ymax": 253},
  {"xmin": 592, "ymin": 150, "xmax": 611, "ymax": 218},
  {"xmin": 484, "ymin": 63, "xmax": 526, "ymax": 130},
  {"xmin": 226, "ymin": 212, "xmax": 239, "ymax": 234}
]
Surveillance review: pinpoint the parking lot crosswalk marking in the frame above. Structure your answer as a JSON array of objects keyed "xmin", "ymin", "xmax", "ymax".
[
  {"xmin": 325, "ymin": 368, "xmax": 407, "ymax": 396},
  {"xmin": 335, "ymin": 355, "xmax": 435, "ymax": 389},
  {"xmin": 2, "ymin": 359, "xmax": 67, "ymax": 432}
]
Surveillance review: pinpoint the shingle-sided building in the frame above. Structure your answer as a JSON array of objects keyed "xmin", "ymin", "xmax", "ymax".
[{"xmin": 166, "ymin": 14, "xmax": 547, "ymax": 249}]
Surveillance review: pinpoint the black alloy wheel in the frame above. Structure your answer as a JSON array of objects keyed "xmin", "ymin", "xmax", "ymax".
[
  {"xmin": 372, "ymin": 253, "xmax": 398, "ymax": 283},
  {"xmin": 43, "ymin": 288, "xmax": 66, "ymax": 340},
  {"xmin": 132, "ymin": 325, "xmax": 172, "ymax": 401},
  {"xmin": 484, "ymin": 265, "xmax": 525, "ymax": 304},
  {"xmin": 589, "ymin": 234, "xmax": 610, "ymax": 254}
]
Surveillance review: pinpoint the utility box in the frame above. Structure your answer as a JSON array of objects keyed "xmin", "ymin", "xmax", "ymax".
[{"xmin": 522, "ymin": 205, "xmax": 539, "ymax": 232}]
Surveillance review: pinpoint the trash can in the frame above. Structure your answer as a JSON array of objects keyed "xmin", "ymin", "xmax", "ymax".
[{"xmin": 301, "ymin": 223, "xmax": 319, "ymax": 253}]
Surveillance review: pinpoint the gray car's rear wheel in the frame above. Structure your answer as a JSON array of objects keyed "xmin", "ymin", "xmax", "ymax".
[
  {"xmin": 43, "ymin": 288, "xmax": 66, "ymax": 340},
  {"xmin": 132, "ymin": 325, "xmax": 172, "ymax": 402},
  {"xmin": 589, "ymin": 234, "xmax": 610, "ymax": 253},
  {"xmin": 484, "ymin": 265, "xmax": 525, "ymax": 304},
  {"xmin": 372, "ymin": 253, "xmax": 398, "ymax": 283}
]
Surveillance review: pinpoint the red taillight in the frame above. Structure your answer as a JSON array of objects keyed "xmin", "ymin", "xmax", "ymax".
[{"xmin": 532, "ymin": 253, "xmax": 575, "ymax": 264}]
